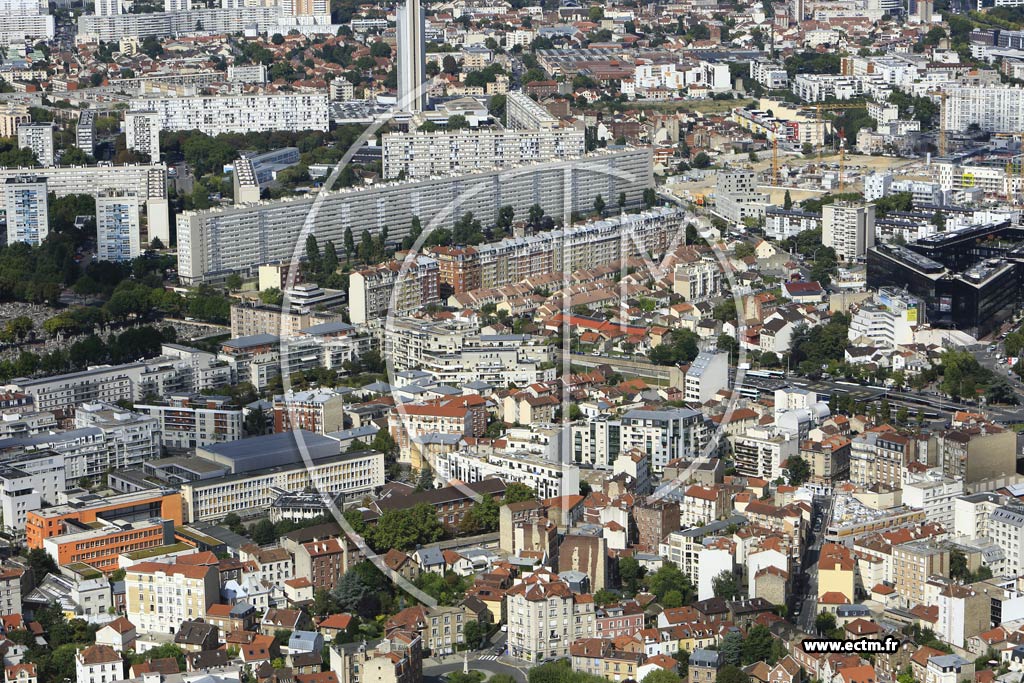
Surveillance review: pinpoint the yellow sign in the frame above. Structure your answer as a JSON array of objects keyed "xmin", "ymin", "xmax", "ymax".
[
  {"xmin": 907, "ymin": 307, "xmax": 918, "ymax": 324},
  {"xmin": 962, "ymin": 172, "xmax": 975, "ymax": 187}
]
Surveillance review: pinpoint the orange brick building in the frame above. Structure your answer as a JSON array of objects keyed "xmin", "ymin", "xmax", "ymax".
[
  {"xmin": 27, "ymin": 489, "xmax": 183, "ymax": 549},
  {"xmin": 42, "ymin": 518, "xmax": 174, "ymax": 574}
]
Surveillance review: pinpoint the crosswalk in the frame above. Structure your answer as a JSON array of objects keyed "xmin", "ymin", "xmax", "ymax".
[{"xmin": 478, "ymin": 655, "xmax": 501, "ymax": 661}]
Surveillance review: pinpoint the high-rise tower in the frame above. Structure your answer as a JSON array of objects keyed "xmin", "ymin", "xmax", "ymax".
[{"xmin": 396, "ymin": 0, "xmax": 426, "ymax": 113}]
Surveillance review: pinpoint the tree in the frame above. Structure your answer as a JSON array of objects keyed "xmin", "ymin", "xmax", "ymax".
[
  {"xmin": 343, "ymin": 226, "xmax": 355, "ymax": 262},
  {"xmin": 619, "ymin": 556, "xmax": 645, "ymax": 594},
  {"xmin": 593, "ymin": 194, "xmax": 605, "ymax": 215},
  {"xmin": 251, "ymin": 519, "xmax": 276, "ymax": 545},
  {"xmin": 783, "ymin": 190, "xmax": 793, "ymax": 210},
  {"xmin": 742, "ymin": 625, "xmax": 776, "ymax": 665},
  {"xmin": 642, "ymin": 672, "xmax": 682, "ymax": 683},
  {"xmin": 712, "ymin": 570, "xmax": 739, "ymax": 600},
  {"xmin": 718, "ymin": 665, "xmax": 750, "ymax": 683},
  {"xmin": 223, "ymin": 512, "xmax": 246, "ymax": 536},
  {"xmin": 365, "ymin": 503, "xmax": 443, "ymax": 552},
  {"xmin": 271, "ymin": 33, "xmax": 285, "ymax": 44},
  {"xmin": 503, "ymin": 483, "xmax": 536, "ymax": 504},
  {"xmin": 720, "ymin": 632, "xmax": 743, "ymax": 665},
  {"xmin": 27, "ymin": 548, "xmax": 57, "ymax": 581},
  {"xmin": 786, "ymin": 456, "xmax": 811, "ymax": 486},
  {"xmin": 244, "ymin": 406, "xmax": 268, "ymax": 436},
  {"xmin": 225, "ymin": 273, "xmax": 243, "ymax": 291},
  {"xmin": 463, "ymin": 619, "xmax": 484, "ymax": 649},
  {"xmin": 815, "ymin": 611, "xmax": 837, "ymax": 636},
  {"xmin": 692, "ymin": 152, "xmax": 711, "ymax": 168},
  {"xmin": 643, "ymin": 187, "xmax": 657, "ymax": 208}
]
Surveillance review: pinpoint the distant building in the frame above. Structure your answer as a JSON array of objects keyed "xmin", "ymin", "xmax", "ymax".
[{"xmin": 4, "ymin": 176, "xmax": 48, "ymax": 246}]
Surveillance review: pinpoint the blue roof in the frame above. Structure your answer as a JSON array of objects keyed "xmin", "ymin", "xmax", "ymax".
[
  {"xmin": 199, "ymin": 430, "xmax": 339, "ymax": 473},
  {"xmin": 223, "ymin": 333, "xmax": 279, "ymax": 349}
]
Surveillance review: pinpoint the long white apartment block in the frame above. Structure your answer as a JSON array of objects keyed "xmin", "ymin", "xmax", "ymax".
[
  {"xmin": 505, "ymin": 91, "xmax": 559, "ymax": 130},
  {"xmin": 0, "ymin": 163, "xmax": 169, "ymax": 244},
  {"xmin": 381, "ymin": 127, "xmax": 586, "ymax": 179},
  {"xmin": 128, "ymin": 93, "xmax": 329, "ymax": 135},
  {"xmin": 78, "ymin": 6, "xmax": 281, "ymax": 41},
  {"xmin": 177, "ymin": 147, "xmax": 653, "ymax": 283}
]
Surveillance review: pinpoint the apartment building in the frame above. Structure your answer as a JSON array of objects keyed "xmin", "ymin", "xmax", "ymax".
[
  {"xmin": 329, "ymin": 629, "xmax": 422, "ymax": 683},
  {"xmin": 430, "ymin": 207, "xmax": 682, "ymax": 295},
  {"xmin": 75, "ymin": 645, "xmax": 121, "ymax": 683},
  {"xmin": 124, "ymin": 561, "xmax": 219, "ymax": 634},
  {"xmin": 96, "ymin": 190, "xmax": 142, "ymax": 262},
  {"xmin": 385, "ymin": 318, "xmax": 553, "ymax": 386},
  {"xmin": 506, "ymin": 571, "xmax": 595, "ymax": 662},
  {"xmin": 571, "ymin": 415, "xmax": 621, "ymax": 469},
  {"xmin": 389, "ymin": 395, "xmax": 488, "ymax": 467},
  {"xmin": 849, "ymin": 295, "xmax": 921, "ymax": 347},
  {"xmin": 683, "ymin": 352, "xmax": 729, "ymax": 404},
  {"xmin": 381, "ymin": 128, "xmax": 585, "ymax": 179},
  {"xmin": 78, "ymin": 6, "xmax": 281, "ymax": 41},
  {"xmin": 988, "ymin": 505, "xmax": 1024, "ymax": 575},
  {"xmin": 4, "ymin": 346, "xmax": 227, "ymax": 420},
  {"xmin": 129, "ymin": 93, "xmax": 329, "ymax": 135},
  {"xmin": 293, "ymin": 537, "xmax": 348, "ymax": 591},
  {"xmin": 939, "ymin": 425, "xmax": 1016, "ymax": 484},
  {"xmin": 229, "ymin": 302, "xmax": 340, "ymax": 338},
  {"xmin": 436, "ymin": 446, "xmax": 580, "ymax": 500},
  {"xmin": 823, "ymin": 202, "xmax": 876, "ymax": 262},
  {"xmin": 124, "ymin": 111, "xmax": 161, "ymax": 163},
  {"xmin": 620, "ymin": 408, "xmax": 708, "ymax": 473},
  {"xmin": 135, "ymin": 395, "xmax": 243, "ymax": 450},
  {"xmin": 272, "ymin": 389, "xmax": 345, "ymax": 434},
  {"xmin": 0, "ymin": 164, "xmax": 168, "ymax": 243},
  {"xmin": 348, "ymin": 256, "xmax": 440, "ymax": 325},
  {"xmin": 73, "ymin": 402, "xmax": 161, "ymax": 473},
  {"xmin": 505, "ymin": 91, "xmax": 559, "ymax": 130},
  {"xmin": 0, "ymin": 566, "xmax": 26, "ymax": 617},
  {"xmin": 673, "ymin": 259, "xmax": 722, "ymax": 300},
  {"xmin": 802, "ymin": 435, "xmax": 852, "ymax": 485},
  {"xmin": 902, "ymin": 476, "xmax": 963, "ymax": 530},
  {"xmin": 26, "ymin": 489, "xmax": 182, "ymax": 549},
  {"xmin": 77, "ymin": 111, "xmax": 96, "ymax": 156},
  {"xmin": 749, "ymin": 61, "xmax": 789, "ymax": 89},
  {"xmin": 386, "ymin": 605, "xmax": 471, "ymax": 656},
  {"xmin": 17, "ymin": 123, "xmax": 54, "ymax": 167},
  {"xmin": 0, "ymin": 104, "xmax": 30, "ymax": 137},
  {"xmin": 42, "ymin": 518, "xmax": 174, "ymax": 574},
  {"xmin": 0, "ymin": 455, "xmax": 64, "ymax": 534},
  {"xmin": 177, "ymin": 148, "xmax": 653, "ymax": 283},
  {"xmin": 944, "ymin": 86, "xmax": 1024, "ymax": 133},
  {"xmin": 818, "ymin": 543, "xmax": 856, "ymax": 604},
  {"xmin": 4, "ymin": 177, "xmax": 48, "ymax": 246},
  {"xmin": 892, "ymin": 542, "xmax": 949, "ymax": 609}
]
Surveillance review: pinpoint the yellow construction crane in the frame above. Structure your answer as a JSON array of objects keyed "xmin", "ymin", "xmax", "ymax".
[
  {"xmin": 800, "ymin": 103, "xmax": 867, "ymax": 162},
  {"xmin": 925, "ymin": 89, "xmax": 948, "ymax": 157}
]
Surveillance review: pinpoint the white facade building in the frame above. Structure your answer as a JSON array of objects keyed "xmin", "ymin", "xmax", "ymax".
[
  {"xmin": 381, "ymin": 128, "xmax": 586, "ymax": 179},
  {"xmin": 124, "ymin": 111, "xmax": 161, "ymax": 163},
  {"xmin": 96, "ymin": 191, "xmax": 142, "ymax": 263},
  {"xmin": 128, "ymin": 93, "xmax": 329, "ymax": 135},
  {"xmin": 822, "ymin": 201, "xmax": 876, "ymax": 261},
  {"xmin": 17, "ymin": 123, "xmax": 54, "ymax": 167},
  {"xmin": 4, "ymin": 176, "xmax": 48, "ymax": 246}
]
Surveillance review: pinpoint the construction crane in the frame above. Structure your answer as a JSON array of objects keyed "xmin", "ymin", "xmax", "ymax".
[
  {"xmin": 800, "ymin": 103, "xmax": 867, "ymax": 162},
  {"xmin": 838, "ymin": 128, "xmax": 847, "ymax": 192},
  {"xmin": 925, "ymin": 89, "xmax": 948, "ymax": 157},
  {"xmin": 771, "ymin": 121, "xmax": 780, "ymax": 187}
]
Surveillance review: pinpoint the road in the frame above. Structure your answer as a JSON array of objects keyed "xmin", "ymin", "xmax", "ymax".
[
  {"xmin": 793, "ymin": 495, "xmax": 835, "ymax": 634},
  {"xmin": 422, "ymin": 633, "xmax": 529, "ymax": 683}
]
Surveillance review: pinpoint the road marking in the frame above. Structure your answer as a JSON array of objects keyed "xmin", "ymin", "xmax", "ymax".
[{"xmin": 479, "ymin": 655, "xmax": 499, "ymax": 661}]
